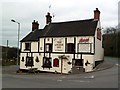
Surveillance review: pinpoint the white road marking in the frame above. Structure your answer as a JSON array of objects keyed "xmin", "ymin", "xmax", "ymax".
[
  {"xmin": 57, "ymin": 79, "xmax": 62, "ymax": 82},
  {"xmin": 84, "ymin": 75, "xmax": 95, "ymax": 79},
  {"xmin": 68, "ymin": 80, "xmax": 90, "ymax": 83}
]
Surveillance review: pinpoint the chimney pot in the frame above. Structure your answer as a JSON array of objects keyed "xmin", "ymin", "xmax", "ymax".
[
  {"xmin": 46, "ymin": 12, "xmax": 52, "ymax": 24},
  {"xmin": 94, "ymin": 8, "xmax": 100, "ymax": 21},
  {"xmin": 32, "ymin": 20, "xmax": 39, "ymax": 31}
]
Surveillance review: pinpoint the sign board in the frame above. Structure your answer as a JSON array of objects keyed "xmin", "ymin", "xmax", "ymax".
[
  {"xmin": 78, "ymin": 43, "xmax": 90, "ymax": 53},
  {"xmin": 54, "ymin": 38, "xmax": 64, "ymax": 51},
  {"xmin": 79, "ymin": 38, "xmax": 89, "ymax": 43},
  {"xmin": 97, "ymin": 28, "xmax": 101, "ymax": 40}
]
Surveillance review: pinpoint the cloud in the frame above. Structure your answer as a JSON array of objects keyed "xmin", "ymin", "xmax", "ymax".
[{"xmin": 1, "ymin": 0, "xmax": 119, "ymax": 47}]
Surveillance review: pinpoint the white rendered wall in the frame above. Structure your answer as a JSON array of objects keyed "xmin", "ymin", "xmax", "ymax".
[
  {"xmin": 94, "ymin": 21, "xmax": 104, "ymax": 61},
  {"xmin": 31, "ymin": 42, "xmax": 38, "ymax": 52}
]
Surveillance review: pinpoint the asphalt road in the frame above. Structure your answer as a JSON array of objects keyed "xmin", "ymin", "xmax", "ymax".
[{"xmin": 2, "ymin": 57, "xmax": 119, "ymax": 88}]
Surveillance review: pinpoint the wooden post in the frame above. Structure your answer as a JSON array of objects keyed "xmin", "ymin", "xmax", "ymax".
[{"xmin": 61, "ymin": 58, "xmax": 63, "ymax": 74}]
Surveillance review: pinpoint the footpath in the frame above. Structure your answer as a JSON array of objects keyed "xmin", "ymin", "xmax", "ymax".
[{"xmin": 93, "ymin": 60, "xmax": 115, "ymax": 72}]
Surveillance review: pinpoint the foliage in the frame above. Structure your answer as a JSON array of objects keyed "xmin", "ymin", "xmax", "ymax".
[
  {"xmin": 1, "ymin": 46, "xmax": 20, "ymax": 66},
  {"xmin": 103, "ymin": 27, "xmax": 120, "ymax": 57}
]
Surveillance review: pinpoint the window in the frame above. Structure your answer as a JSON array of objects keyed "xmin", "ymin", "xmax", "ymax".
[
  {"xmin": 42, "ymin": 57, "xmax": 52, "ymax": 68},
  {"xmin": 78, "ymin": 43, "xmax": 91, "ymax": 53},
  {"xmin": 35, "ymin": 56, "xmax": 39, "ymax": 62},
  {"xmin": 25, "ymin": 56, "xmax": 34, "ymax": 67},
  {"xmin": 25, "ymin": 43, "xmax": 31, "ymax": 50},
  {"xmin": 45, "ymin": 44, "xmax": 52, "ymax": 52},
  {"xmin": 66, "ymin": 43, "xmax": 75, "ymax": 53},
  {"xmin": 53, "ymin": 58, "xmax": 59, "ymax": 67},
  {"xmin": 21, "ymin": 57, "xmax": 24, "ymax": 62}
]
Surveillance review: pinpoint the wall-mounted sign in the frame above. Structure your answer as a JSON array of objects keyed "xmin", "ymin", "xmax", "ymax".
[
  {"xmin": 97, "ymin": 28, "xmax": 101, "ymax": 40},
  {"xmin": 78, "ymin": 43, "xmax": 90, "ymax": 53},
  {"xmin": 79, "ymin": 38, "xmax": 89, "ymax": 42},
  {"xmin": 54, "ymin": 38, "xmax": 64, "ymax": 51}
]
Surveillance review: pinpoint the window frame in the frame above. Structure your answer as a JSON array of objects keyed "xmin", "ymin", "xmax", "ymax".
[
  {"xmin": 42, "ymin": 57, "xmax": 52, "ymax": 68},
  {"xmin": 24, "ymin": 43, "xmax": 31, "ymax": 51},
  {"xmin": 25, "ymin": 56, "xmax": 34, "ymax": 67},
  {"xmin": 45, "ymin": 43, "xmax": 52, "ymax": 52},
  {"xmin": 78, "ymin": 43, "xmax": 92, "ymax": 53},
  {"xmin": 66, "ymin": 43, "xmax": 75, "ymax": 53}
]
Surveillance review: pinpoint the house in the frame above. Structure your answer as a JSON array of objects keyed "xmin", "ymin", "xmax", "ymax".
[{"xmin": 20, "ymin": 8, "xmax": 104, "ymax": 74}]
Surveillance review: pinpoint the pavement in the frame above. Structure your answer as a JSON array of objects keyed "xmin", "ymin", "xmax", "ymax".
[{"xmin": 93, "ymin": 60, "xmax": 115, "ymax": 72}]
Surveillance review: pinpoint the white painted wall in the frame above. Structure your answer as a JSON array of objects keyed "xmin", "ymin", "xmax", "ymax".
[
  {"xmin": 39, "ymin": 38, "xmax": 44, "ymax": 52},
  {"xmin": 20, "ymin": 30, "xmax": 104, "ymax": 73},
  {"xmin": 94, "ymin": 21, "xmax": 104, "ymax": 61},
  {"xmin": 31, "ymin": 42, "xmax": 38, "ymax": 52}
]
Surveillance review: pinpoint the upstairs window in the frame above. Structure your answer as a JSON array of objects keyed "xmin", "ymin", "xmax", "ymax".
[
  {"xmin": 45, "ymin": 43, "xmax": 52, "ymax": 52},
  {"xmin": 25, "ymin": 43, "xmax": 31, "ymax": 50},
  {"xmin": 66, "ymin": 43, "xmax": 75, "ymax": 53},
  {"xmin": 78, "ymin": 43, "xmax": 91, "ymax": 53}
]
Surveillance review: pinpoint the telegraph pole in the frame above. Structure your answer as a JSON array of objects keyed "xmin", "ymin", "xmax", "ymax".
[{"xmin": 6, "ymin": 40, "xmax": 8, "ymax": 61}]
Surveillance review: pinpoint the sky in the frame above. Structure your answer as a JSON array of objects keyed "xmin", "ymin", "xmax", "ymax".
[{"xmin": 0, "ymin": 0, "xmax": 119, "ymax": 47}]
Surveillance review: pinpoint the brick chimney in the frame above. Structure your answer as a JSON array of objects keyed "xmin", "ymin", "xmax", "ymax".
[
  {"xmin": 46, "ymin": 12, "xmax": 52, "ymax": 24},
  {"xmin": 94, "ymin": 8, "xmax": 100, "ymax": 21},
  {"xmin": 32, "ymin": 20, "xmax": 39, "ymax": 31}
]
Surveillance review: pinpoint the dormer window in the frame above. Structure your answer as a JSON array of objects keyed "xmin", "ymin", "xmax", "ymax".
[{"xmin": 25, "ymin": 43, "xmax": 31, "ymax": 50}]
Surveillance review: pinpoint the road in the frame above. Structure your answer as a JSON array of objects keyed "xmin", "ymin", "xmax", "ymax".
[{"xmin": 2, "ymin": 57, "xmax": 119, "ymax": 88}]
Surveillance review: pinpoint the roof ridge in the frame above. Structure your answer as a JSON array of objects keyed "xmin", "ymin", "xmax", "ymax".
[{"xmin": 51, "ymin": 18, "xmax": 94, "ymax": 24}]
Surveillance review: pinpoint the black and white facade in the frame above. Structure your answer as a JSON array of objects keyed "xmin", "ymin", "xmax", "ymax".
[{"xmin": 20, "ymin": 8, "xmax": 104, "ymax": 74}]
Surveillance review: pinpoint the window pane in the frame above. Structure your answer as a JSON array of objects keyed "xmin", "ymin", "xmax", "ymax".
[
  {"xmin": 25, "ymin": 43, "xmax": 30, "ymax": 50},
  {"xmin": 78, "ymin": 44, "xmax": 90, "ymax": 53},
  {"xmin": 66, "ymin": 43, "xmax": 75, "ymax": 53},
  {"xmin": 45, "ymin": 44, "xmax": 52, "ymax": 52}
]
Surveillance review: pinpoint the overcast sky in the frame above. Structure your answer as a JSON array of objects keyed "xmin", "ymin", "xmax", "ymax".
[{"xmin": 0, "ymin": 0, "xmax": 119, "ymax": 47}]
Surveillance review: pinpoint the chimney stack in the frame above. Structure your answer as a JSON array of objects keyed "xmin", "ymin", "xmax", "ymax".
[
  {"xmin": 32, "ymin": 20, "xmax": 39, "ymax": 31},
  {"xmin": 46, "ymin": 12, "xmax": 52, "ymax": 24},
  {"xmin": 94, "ymin": 8, "xmax": 100, "ymax": 21}
]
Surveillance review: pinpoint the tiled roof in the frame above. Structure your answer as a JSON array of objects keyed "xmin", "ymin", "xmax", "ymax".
[{"xmin": 21, "ymin": 19, "xmax": 98, "ymax": 42}]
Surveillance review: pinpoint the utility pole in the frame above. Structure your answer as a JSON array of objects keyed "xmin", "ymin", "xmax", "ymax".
[
  {"xmin": 11, "ymin": 19, "xmax": 20, "ymax": 65},
  {"xmin": 6, "ymin": 40, "xmax": 8, "ymax": 61}
]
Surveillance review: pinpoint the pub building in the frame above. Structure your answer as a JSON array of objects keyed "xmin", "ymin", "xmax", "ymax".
[{"xmin": 20, "ymin": 8, "xmax": 104, "ymax": 74}]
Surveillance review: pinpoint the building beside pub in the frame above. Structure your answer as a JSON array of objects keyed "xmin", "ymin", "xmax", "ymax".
[{"xmin": 20, "ymin": 8, "xmax": 104, "ymax": 74}]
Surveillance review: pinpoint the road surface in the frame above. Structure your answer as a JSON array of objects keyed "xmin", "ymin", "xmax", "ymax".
[{"xmin": 1, "ymin": 57, "xmax": 119, "ymax": 88}]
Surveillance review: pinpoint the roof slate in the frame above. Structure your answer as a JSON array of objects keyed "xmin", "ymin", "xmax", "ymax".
[{"xmin": 20, "ymin": 19, "xmax": 98, "ymax": 42}]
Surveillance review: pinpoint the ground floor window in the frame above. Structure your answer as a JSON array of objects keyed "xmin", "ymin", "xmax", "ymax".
[
  {"xmin": 42, "ymin": 57, "xmax": 52, "ymax": 69},
  {"xmin": 25, "ymin": 56, "xmax": 34, "ymax": 67},
  {"xmin": 73, "ymin": 59, "xmax": 83, "ymax": 66},
  {"xmin": 53, "ymin": 58, "xmax": 59, "ymax": 67}
]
